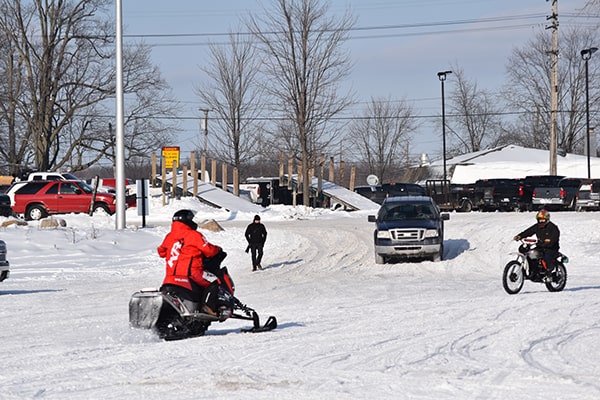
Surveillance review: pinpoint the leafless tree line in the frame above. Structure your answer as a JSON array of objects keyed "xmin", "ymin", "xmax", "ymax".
[
  {"xmin": 2, "ymin": 0, "xmax": 600, "ymax": 189},
  {"xmin": 0, "ymin": 0, "xmax": 177, "ymax": 176},
  {"xmin": 197, "ymin": 0, "xmax": 600, "ymax": 187}
]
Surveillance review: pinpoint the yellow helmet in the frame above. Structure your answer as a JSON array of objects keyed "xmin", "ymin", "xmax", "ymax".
[{"xmin": 536, "ymin": 209, "xmax": 550, "ymax": 222}]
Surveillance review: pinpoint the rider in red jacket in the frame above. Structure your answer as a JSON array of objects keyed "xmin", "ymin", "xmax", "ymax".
[{"xmin": 158, "ymin": 209, "xmax": 223, "ymax": 314}]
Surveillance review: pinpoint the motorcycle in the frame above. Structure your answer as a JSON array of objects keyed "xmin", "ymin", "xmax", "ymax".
[
  {"xmin": 502, "ymin": 238, "xmax": 568, "ymax": 295},
  {"xmin": 129, "ymin": 266, "xmax": 277, "ymax": 340}
]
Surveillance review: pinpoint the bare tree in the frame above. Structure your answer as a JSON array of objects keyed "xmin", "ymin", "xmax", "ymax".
[
  {"xmin": 247, "ymin": 0, "xmax": 355, "ymax": 206},
  {"xmin": 348, "ymin": 97, "xmax": 417, "ymax": 183},
  {"xmin": 502, "ymin": 26, "xmax": 599, "ymax": 153},
  {"xmin": 0, "ymin": 0, "xmax": 177, "ymax": 174},
  {"xmin": 446, "ymin": 66, "xmax": 504, "ymax": 155},
  {"xmin": 196, "ymin": 30, "xmax": 264, "ymax": 179}
]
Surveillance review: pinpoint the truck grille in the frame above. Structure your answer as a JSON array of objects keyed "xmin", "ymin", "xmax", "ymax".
[{"xmin": 389, "ymin": 228, "xmax": 425, "ymax": 241}]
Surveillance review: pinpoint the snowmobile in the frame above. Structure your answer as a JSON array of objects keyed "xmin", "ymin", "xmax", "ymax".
[
  {"xmin": 502, "ymin": 238, "xmax": 568, "ymax": 295},
  {"xmin": 129, "ymin": 266, "xmax": 277, "ymax": 340}
]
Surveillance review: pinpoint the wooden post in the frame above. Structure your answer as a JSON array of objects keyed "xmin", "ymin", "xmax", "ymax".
[
  {"xmin": 317, "ymin": 154, "xmax": 324, "ymax": 207},
  {"xmin": 279, "ymin": 151, "xmax": 285, "ymax": 186},
  {"xmin": 297, "ymin": 162, "xmax": 303, "ymax": 194},
  {"xmin": 201, "ymin": 152, "xmax": 206, "ymax": 182},
  {"xmin": 151, "ymin": 153, "xmax": 157, "ymax": 187},
  {"xmin": 340, "ymin": 160, "xmax": 345, "ymax": 188},
  {"xmin": 287, "ymin": 155, "xmax": 293, "ymax": 189},
  {"xmin": 329, "ymin": 157, "xmax": 335, "ymax": 183},
  {"xmin": 211, "ymin": 159, "xmax": 217, "ymax": 186},
  {"xmin": 182, "ymin": 164, "xmax": 188, "ymax": 197},
  {"xmin": 221, "ymin": 163, "xmax": 228, "ymax": 191},
  {"xmin": 171, "ymin": 160, "xmax": 177, "ymax": 198},
  {"xmin": 191, "ymin": 151, "xmax": 198, "ymax": 197},
  {"xmin": 349, "ymin": 165, "xmax": 356, "ymax": 191},
  {"xmin": 233, "ymin": 167, "xmax": 239, "ymax": 196}
]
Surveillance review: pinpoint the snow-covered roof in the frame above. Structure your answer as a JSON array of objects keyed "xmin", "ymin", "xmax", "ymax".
[{"xmin": 428, "ymin": 144, "xmax": 600, "ymax": 183}]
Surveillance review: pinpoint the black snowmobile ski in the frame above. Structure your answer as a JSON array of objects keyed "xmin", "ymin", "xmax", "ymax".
[{"xmin": 232, "ymin": 299, "xmax": 278, "ymax": 333}]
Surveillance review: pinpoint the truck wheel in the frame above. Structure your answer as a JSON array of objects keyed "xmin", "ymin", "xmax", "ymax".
[
  {"xmin": 26, "ymin": 205, "xmax": 47, "ymax": 221},
  {"xmin": 460, "ymin": 201, "xmax": 473, "ymax": 213},
  {"xmin": 92, "ymin": 203, "xmax": 110, "ymax": 215}
]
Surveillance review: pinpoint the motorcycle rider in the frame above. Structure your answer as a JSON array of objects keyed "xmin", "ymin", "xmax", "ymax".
[
  {"xmin": 513, "ymin": 209, "xmax": 560, "ymax": 275},
  {"xmin": 157, "ymin": 209, "xmax": 225, "ymax": 316}
]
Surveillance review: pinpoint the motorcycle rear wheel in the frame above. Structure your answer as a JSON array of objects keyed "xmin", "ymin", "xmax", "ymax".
[
  {"xmin": 545, "ymin": 262, "xmax": 567, "ymax": 292},
  {"xmin": 503, "ymin": 260, "xmax": 525, "ymax": 295}
]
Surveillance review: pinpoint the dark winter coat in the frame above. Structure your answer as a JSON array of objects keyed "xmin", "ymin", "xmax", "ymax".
[
  {"xmin": 245, "ymin": 221, "xmax": 267, "ymax": 246},
  {"xmin": 517, "ymin": 221, "xmax": 560, "ymax": 251},
  {"xmin": 157, "ymin": 221, "xmax": 222, "ymax": 290}
]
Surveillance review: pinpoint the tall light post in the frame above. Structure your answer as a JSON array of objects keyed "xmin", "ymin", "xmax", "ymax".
[
  {"xmin": 437, "ymin": 70, "xmax": 452, "ymax": 182},
  {"xmin": 581, "ymin": 47, "xmax": 597, "ymax": 179}
]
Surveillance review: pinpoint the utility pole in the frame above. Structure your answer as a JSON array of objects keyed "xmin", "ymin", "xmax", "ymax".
[
  {"xmin": 547, "ymin": 0, "xmax": 559, "ymax": 175},
  {"xmin": 200, "ymin": 109, "xmax": 209, "ymax": 157}
]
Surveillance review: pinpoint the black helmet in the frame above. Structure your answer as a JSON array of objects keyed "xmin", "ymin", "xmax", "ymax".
[{"xmin": 172, "ymin": 209, "xmax": 197, "ymax": 229}]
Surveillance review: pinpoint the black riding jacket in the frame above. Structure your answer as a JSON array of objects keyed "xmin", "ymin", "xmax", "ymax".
[{"xmin": 517, "ymin": 221, "xmax": 560, "ymax": 251}]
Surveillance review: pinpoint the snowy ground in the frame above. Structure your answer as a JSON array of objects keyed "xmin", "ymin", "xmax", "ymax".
[{"xmin": 1, "ymin": 195, "xmax": 600, "ymax": 399}]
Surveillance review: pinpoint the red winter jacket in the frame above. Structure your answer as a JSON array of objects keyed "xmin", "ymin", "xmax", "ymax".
[{"xmin": 157, "ymin": 221, "xmax": 222, "ymax": 290}]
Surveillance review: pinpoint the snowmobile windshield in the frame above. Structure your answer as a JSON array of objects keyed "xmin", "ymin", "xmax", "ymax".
[{"xmin": 381, "ymin": 202, "xmax": 437, "ymax": 221}]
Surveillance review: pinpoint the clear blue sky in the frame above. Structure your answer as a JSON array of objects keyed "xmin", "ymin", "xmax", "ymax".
[{"xmin": 120, "ymin": 0, "xmax": 590, "ymax": 164}]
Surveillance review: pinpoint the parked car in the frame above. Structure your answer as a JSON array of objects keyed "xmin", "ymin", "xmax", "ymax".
[
  {"xmin": 575, "ymin": 179, "xmax": 600, "ymax": 211},
  {"xmin": 240, "ymin": 177, "xmax": 291, "ymax": 207},
  {"xmin": 474, "ymin": 178, "xmax": 521, "ymax": 212},
  {"xmin": 0, "ymin": 240, "xmax": 9, "ymax": 282},
  {"xmin": 0, "ymin": 193, "xmax": 13, "ymax": 217},
  {"xmin": 368, "ymin": 196, "xmax": 449, "ymax": 264},
  {"xmin": 531, "ymin": 177, "xmax": 584, "ymax": 211},
  {"xmin": 355, "ymin": 182, "xmax": 426, "ymax": 205},
  {"xmin": 27, "ymin": 171, "xmax": 81, "ymax": 181},
  {"xmin": 12, "ymin": 180, "xmax": 117, "ymax": 220},
  {"xmin": 85, "ymin": 177, "xmax": 137, "ymax": 207},
  {"xmin": 517, "ymin": 175, "xmax": 565, "ymax": 211}
]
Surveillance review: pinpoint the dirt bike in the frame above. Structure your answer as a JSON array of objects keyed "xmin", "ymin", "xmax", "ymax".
[
  {"xmin": 502, "ymin": 238, "xmax": 568, "ymax": 295},
  {"xmin": 129, "ymin": 266, "xmax": 277, "ymax": 340}
]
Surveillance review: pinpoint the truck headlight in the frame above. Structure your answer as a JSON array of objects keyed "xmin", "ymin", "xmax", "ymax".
[
  {"xmin": 424, "ymin": 229, "xmax": 439, "ymax": 238},
  {"xmin": 377, "ymin": 230, "xmax": 391, "ymax": 239}
]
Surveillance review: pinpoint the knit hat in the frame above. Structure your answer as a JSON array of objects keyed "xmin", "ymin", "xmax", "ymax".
[{"xmin": 254, "ymin": 215, "xmax": 261, "ymax": 221}]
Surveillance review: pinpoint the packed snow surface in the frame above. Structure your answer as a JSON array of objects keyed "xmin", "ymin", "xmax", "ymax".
[{"xmin": 1, "ymin": 194, "xmax": 600, "ymax": 399}]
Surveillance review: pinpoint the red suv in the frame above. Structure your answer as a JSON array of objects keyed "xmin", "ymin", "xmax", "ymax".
[{"xmin": 13, "ymin": 180, "xmax": 117, "ymax": 220}]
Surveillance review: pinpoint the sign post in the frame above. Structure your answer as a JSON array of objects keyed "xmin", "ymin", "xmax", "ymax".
[{"xmin": 137, "ymin": 179, "xmax": 150, "ymax": 228}]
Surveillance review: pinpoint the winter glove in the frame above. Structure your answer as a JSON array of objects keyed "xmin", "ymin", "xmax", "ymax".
[
  {"xmin": 245, "ymin": 245, "xmax": 250, "ymax": 253},
  {"xmin": 513, "ymin": 235, "xmax": 521, "ymax": 241}
]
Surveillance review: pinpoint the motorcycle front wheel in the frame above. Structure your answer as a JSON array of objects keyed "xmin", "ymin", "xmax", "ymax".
[
  {"xmin": 503, "ymin": 260, "xmax": 525, "ymax": 294},
  {"xmin": 545, "ymin": 262, "xmax": 567, "ymax": 292}
]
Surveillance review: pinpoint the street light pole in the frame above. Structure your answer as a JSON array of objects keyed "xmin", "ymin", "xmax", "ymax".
[
  {"xmin": 437, "ymin": 70, "xmax": 452, "ymax": 182},
  {"xmin": 581, "ymin": 47, "xmax": 597, "ymax": 179}
]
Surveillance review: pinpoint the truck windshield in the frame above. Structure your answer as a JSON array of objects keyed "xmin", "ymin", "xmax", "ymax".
[{"xmin": 381, "ymin": 203, "xmax": 436, "ymax": 221}]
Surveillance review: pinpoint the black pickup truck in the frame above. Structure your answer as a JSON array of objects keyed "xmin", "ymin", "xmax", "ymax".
[
  {"xmin": 474, "ymin": 178, "xmax": 521, "ymax": 211},
  {"xmin": 531, "ymin": 177, "xmax": 584, "ymax": 211}
]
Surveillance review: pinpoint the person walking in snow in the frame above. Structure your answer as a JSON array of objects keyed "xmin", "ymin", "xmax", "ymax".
[{"xmin": 245, "ymin": 214, "xmax": 267, "ymax": 271}]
